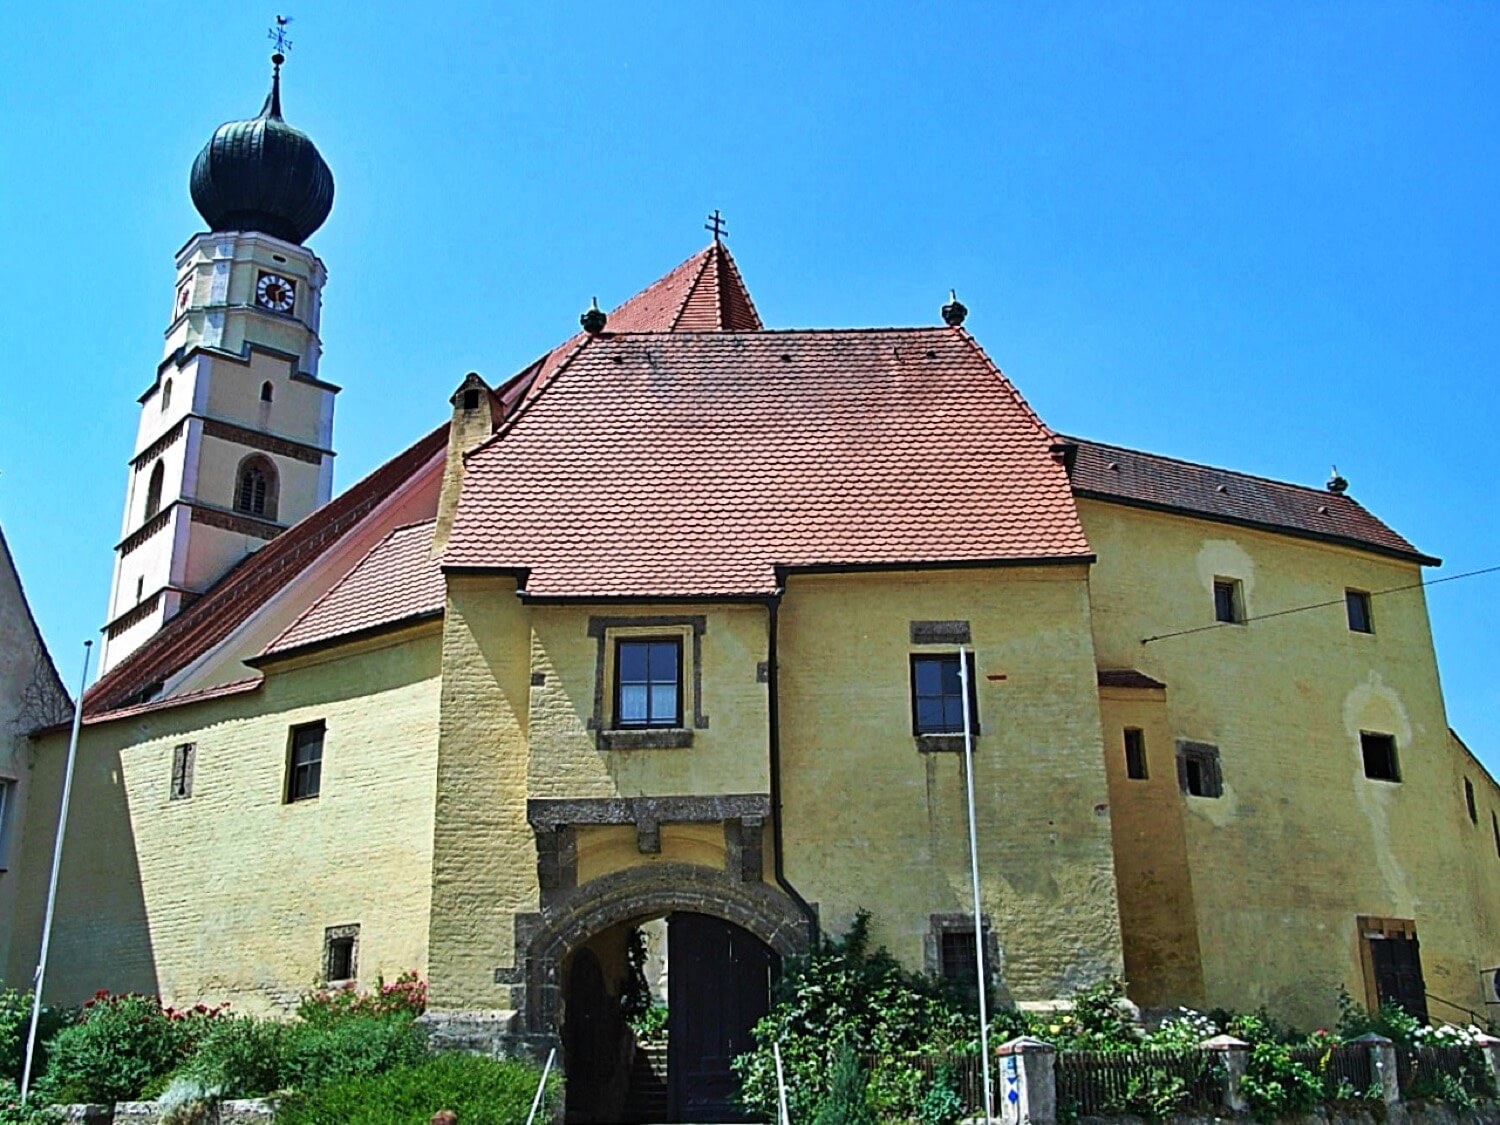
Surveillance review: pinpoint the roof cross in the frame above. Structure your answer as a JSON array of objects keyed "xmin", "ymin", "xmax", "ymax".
[
  {"xmin": 704, "ymin": 209, "xmax": 728, "ymax": 243},
  {"xmin": 268, "ymin": 15, "xmax": 294, "ymax": 59}
]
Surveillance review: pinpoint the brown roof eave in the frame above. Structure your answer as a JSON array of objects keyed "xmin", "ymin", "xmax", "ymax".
[
  {"xmin": 1073, "ymin": 489, "xmax": 1441, "ymax": 568},
  {"xmin": 248, "ymin": 610, "xmax": 445, "ymax": 668}
]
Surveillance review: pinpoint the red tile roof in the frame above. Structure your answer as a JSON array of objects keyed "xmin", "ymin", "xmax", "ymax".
[
  {"xmin": 1066, "ymin": 436, "xmax": 1438, "ymax": 566},
  {"xmin": 84, "ymin": 425, "xmax": 449, "ymax": 716},
  {"xmin": 262, "ymin": 520, "xmax": 443, "ymax": 657},
  {"xmin": 445, "ymin": 328, "xmax": 1092, "ymax": 597}
]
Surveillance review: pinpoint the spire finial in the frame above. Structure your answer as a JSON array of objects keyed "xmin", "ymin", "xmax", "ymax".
[
  {"xmin": 261, "ymin": 16, "xmax": 293, "ymax": 120},
  {"xmin": 705, "ymin": 209, "xmax": 728, "ymax": 243},
  {"xmin": 1327, "ymin": 465, "xmax": 1349, "ymax": 495},
  {"xmin": 941, "ymin": 289, "xmax": 968, "ymax": 327},
  {"xmin": 581, "ymin": 296, "xmax": 607, "ymax": 335}
]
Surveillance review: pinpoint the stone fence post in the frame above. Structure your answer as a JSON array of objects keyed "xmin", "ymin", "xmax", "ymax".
[
  {"xmin": 996, "ymin": 1036, "xmax": 1056, "ymax": 1125},
  {"xmin": 1472, "ymin": 1032, "xmax": 1500, "ymax": 1092},
  {"xmin": 1199, "ymin": 1034, "xmax": 1250, "ymax": 1113},
  {"xmin": 1352, "ymin": 1032, "xmax": 1400, "ymax": 1109}
]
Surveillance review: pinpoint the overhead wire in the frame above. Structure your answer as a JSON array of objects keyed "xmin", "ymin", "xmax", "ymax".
[{"xmin": 1140, "ymin": 564, "xmax": 1500, "ymax": 645}]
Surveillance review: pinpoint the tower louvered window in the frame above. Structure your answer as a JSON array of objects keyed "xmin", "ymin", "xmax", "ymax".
[{"xmin": 234, "ymin": 457, "xmax": 278, "ymax": 520}]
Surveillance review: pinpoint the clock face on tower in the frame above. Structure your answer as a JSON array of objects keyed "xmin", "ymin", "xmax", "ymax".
[{"xmin": 255, "ymin": 272, "xmax": 297, "ymax": 313}]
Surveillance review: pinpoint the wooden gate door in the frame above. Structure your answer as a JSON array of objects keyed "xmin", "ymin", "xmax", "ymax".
[
  {"xmin": 667, "ymin": 912, "xmax": 777, "ymax": 1122},
  {"xmin": 1371, "ymin": 932, "xmax": 1429, "ymax": 1023}
]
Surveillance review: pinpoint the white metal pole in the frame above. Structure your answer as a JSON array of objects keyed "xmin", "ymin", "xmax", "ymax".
[
  {"xmin": 524, "ymin": 1047, "xmax": 556, "ymax": 1125},
  {"xmin": 21, "ymin": 639, "xmax": 91, "ymax": 1103},
  {"xmin": 775, "ymin": 1040, "xmax": 791, "ymax": 1125},
  {"xmin": 958, "ymin": 646, "xmax": 994, "ymax": 1122}
]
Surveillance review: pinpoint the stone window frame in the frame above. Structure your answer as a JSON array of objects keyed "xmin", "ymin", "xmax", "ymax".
[
  {"xmin": 612, "ymin": 636, "xmax": 685, "ymax": 730},
  {"xmin": 924, "ymin": 913, "xmax": 999, "ymax": 989},
  {"xmin": 323, "ymin": 923, "xmax": 359, "ymax": 985},
  {"xmin": 908, "ymin": 621, "xmax": 979, "ymax": 753},
  {"xmin": 587, "ymin": 615, "xmax": 708, "ymax": 750},
  {"xmin": 1176, "ymin": 740, "xmax": 1223, "ymax": 798},
  {"xmin": 169, "ymin": 743, "xmax": 196, "ymax": 801}
]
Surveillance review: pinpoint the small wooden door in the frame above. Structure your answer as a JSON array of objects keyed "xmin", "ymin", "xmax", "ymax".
[
  {"xmin": 667, "ymin": 913, "xmax": 777, "ymax": 1123},
  {"xmin": 1371, "ymin": 932, "xmax": 1429, "ymax": 1024}
]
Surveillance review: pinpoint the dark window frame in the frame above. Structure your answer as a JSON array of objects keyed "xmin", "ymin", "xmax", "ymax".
[
  {"xmin": 1346, "ymin": 589, "xmax": 1374, "ymax": 634},
  {"xmin": 1176, "ymin": 741, "xmax": 1223, "ymax": 798},
  {"xmin": 1361, "ymin": 732, "xmax": 1401, "ymax": 784},
  {"xmin": 1124, "ymin": 728, "xmax": 1148, "ymax": 780},
  {"xmin": 1213, "ymin": 578, "xmax": 1243, "ymax": 625},
  {"xmin": 612, "ymin": 637, "xmax": 684, "ymax": 730},
  {"xmin": 909, "ymin": 652, "xmax": 981, "ymax": 736},
  {"xmin": 286, "ymin": 721, "xmax": 326, "ymax": 803}
]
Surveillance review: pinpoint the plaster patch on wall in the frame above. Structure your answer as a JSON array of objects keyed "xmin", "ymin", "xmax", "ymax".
[
  {"xmin": 1344, "ymin": 672, "xmax": 1413, "ymax": 905},
  {"xmin": 1195, "ymin": 539, "xmax": 1255, "ymax": 603},
  {"xmin": 1184, "ymin": 782, "xmax": 1240, "ymax": 827}
]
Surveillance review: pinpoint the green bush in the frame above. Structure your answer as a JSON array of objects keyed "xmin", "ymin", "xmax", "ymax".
[
  {"xmin": 1239, "ymin": 1040, "xmax": 1322, "ymax": 1122},
  {"xmin": 274, "ymin": 1053, "xmax": 558, "ymax": 1125},
  {"xmin": 0, "ymin": 1080, "xmax": 61, "ymax": 1124},
  {"xmin": 0, "ymin": 991, "xmax": 69, "ymax": 1089},
  {"xmin": 811, "ymin": 1043, "xmax": 874, "ymax": 1125},
  {"xmin": 916, "ymin": 1064, "xmax": 966, "ymax": 1125},
  {"xmin": 35, "ymin": 993, "xmax": 221, "ymax": 1104},
  {"xmin": 733, "ymin": 912, "xmax": 972, "ymax": 1123},
  {"xmin": 185, "ymin": 1013, "xmax": 425, "ymax": 1098}
]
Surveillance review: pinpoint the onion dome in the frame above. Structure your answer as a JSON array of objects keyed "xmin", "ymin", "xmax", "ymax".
[{"xmin": 189, "ymin": 54, "xmax": 334, "ymax": 245}]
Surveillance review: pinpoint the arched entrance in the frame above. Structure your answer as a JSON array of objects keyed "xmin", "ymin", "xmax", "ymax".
[{"xmin": 525, "ymin": 864, "xmax": 811, "ymax": 1123}]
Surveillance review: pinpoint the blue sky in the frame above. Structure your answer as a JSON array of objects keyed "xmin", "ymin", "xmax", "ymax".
[{"xmin": 1, "ymin": 3, "xmax": 1497, "ymax": 764}]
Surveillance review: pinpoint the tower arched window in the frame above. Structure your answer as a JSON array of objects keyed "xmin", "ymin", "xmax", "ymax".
[
  {"xmin": 161, "ymin": 379, "xmax": 172, "ymax": 412},
  {"xmin": 143, "ymin": 461, "xmax": 165, "ymax": 521},
  {"xmin": 261, "ymin": 381, "xmax": 274, "ymax": 403},
  {"xmin": 234, "ymin": 455, "xmax": 279, "ymax": 520}
]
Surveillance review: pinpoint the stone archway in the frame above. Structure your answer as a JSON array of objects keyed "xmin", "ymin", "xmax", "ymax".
[{"xmin": 521, "ymin": 862, "xmax": 812, "ymax": 1038}]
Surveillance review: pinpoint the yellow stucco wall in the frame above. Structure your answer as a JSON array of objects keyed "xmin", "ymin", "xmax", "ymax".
[
  {"xmin": 777, "ymin": 567, "xmax": 1124, "ymax": 1003},
  {"xmin": 1081, "ymin": 497, "xmax": 1500, "ymax": 1026},
  {"xmin": 8, "ymin": 627, "xmax": 442, "ymax": 1014}
]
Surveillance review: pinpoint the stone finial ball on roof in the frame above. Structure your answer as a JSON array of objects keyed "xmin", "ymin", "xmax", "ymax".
[{"xmin": 189, "ymin": 56, "xmax": 335, "ymax": 245}]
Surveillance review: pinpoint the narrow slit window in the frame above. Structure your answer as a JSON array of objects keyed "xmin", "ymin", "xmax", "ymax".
[
  {"xmin": 1361, "ymin": 732, "xmax": 1401, "ymax": 783},
  {"xmin": 170, "ymin": 743, "xmax": 195, "ymax": 800},
  {"xmin": 1491, "ymin": 812, "xmax": 1499, "ymax": 859},
  {"xmin": 1465, "ymin": 777, "xmax": 1478, "ymax": 823},
  {"xmin": 286, "ymin": 721, "xmax": 325, "ymax": 802},
  {"xmin": 1213, "ymin": 579, "xmax": 1243, "ymax": 624},
  {"xmin": 1124, "ymin": 728, "xmax": 1148, "ymax": 780},
  {"xmin": 260, "ymin": 381, "xmax": 274, "ymax": 403},
  {"xmin": 1346, "ymin": 589, "xmax": 1373, "ymax": 633}
]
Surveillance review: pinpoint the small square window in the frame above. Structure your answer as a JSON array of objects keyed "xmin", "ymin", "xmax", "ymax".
[
  {"xmin": 1124, "ymin": 729, "xmax": 1148, "ymax": 780},
  {"xmin": 1361, "ymin": 732, "xmax": 1401, "ymax": 783},
  {"xmin": 324, "ymin": 924, "xmax": 358, "ymax": 984},
  {"xmin": 910, "ymin": 653, "xmax": 980, "ymax": 736},
  {"xmin": 170, "ymin": 743, "xmax": 195, "ymax": 801},
  {"xmin": 1346, "ymin": 590, "xmax": 1373, "ymax": 634},
  {"xmin": 1213, "ymin": 579, "xmax": 1243, "ymax": 624},
  {"xmin": 1465, "ymin": 777, "xmax": 1478, "ymax": 822},
  {"xmin": 286, "ymin": 722, "xmax": 325, "ymax": 802},
  {"xmin": 614, "ymin": 639, "xmax": 682, "ymax": 729},
  {"xmin": 1177, "ymin": 741, "xmax": 1223, "ymax": 798}
]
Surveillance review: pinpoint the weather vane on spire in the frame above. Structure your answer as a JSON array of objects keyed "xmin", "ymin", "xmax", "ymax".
[
  {"xmin": 268, "ymin": 15, "xmax": 294, "ymax": 62},
  {"xmin": 705, "ymin": 209, "xmax": 728, "ymax": 243}
]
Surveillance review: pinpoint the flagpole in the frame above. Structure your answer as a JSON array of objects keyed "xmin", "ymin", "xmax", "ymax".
[
  {"xmin": 22, "ymin": 639, "xmax": 91, "ymax": 1102},
  {"xmin": 958, "ymin": 646, "xmax": 994, "ymax": 1121}
]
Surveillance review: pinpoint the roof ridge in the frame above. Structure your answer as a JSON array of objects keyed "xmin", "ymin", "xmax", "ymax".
[
  {"xmin": 953, "ymin": 327, "xmax": 1058, "ymax": 443},
  {"xmin": 1063, "ymin": 433, "xmax": 1370, "ymax": 505},
  {"xmin": 261, "ymin": 523, "xmax": 414, "ymax": 655},
  {"xmin": 668, "ymin": 245, "xmax": 717, "ymax": 330},
  {"xmin": 714, "ymin": 243, "xmax": 763, "ymax": 330}
]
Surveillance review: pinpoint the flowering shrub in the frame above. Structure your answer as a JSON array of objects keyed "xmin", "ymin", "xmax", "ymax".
[
  {"xmin": 295, "ymin": 972, "xmax": 427, "ymax": 1027},
  {"xmin": 36, "ymin": 993, "xmax": 225, "ymax": 1104}
]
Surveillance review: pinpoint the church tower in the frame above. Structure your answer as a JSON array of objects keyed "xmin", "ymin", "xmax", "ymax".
[{"xmin": 102, "ymin": 48, "xmax": 338, "ymax": 675}]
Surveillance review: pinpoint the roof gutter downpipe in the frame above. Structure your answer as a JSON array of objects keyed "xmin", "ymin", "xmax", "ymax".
[{"xmin": 767, "ymin": 591, "xmax": 819, "ymax": 947}]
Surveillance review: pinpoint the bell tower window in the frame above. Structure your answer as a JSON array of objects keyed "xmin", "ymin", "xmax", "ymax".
[
  {"xmin": 234, "ymin": 455, "xmax": 279, "ymax": 520},
  {"xmin": 143, "ymin": 461, "xmax": 165, "ymax": 521},
  {"xmin": 261, "ymin": 381, "xmax": 274, "ymax": 403},
  {"xmin": 161, "ymin": 379, "xmax": 172, "ymax": 412}
]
